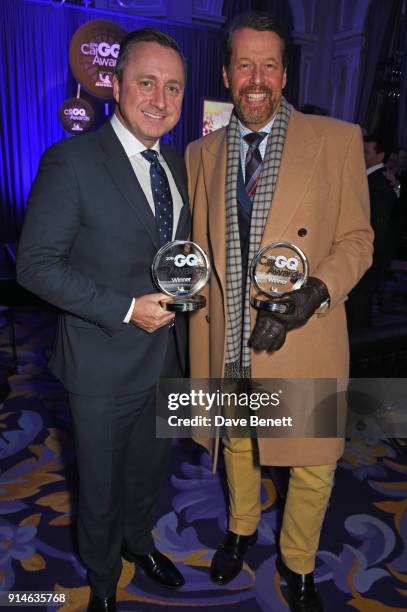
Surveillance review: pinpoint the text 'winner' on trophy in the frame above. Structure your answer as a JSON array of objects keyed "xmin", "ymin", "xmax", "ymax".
[
  {"xmin": 152, "ymin": 240, "xmax": 210, "ymax": 312},
  {"xmin": 250, "ymin": 242, "xmax": 309, "ymax": 313}
]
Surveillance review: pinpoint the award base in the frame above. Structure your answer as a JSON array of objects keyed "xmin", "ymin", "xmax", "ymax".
[
  {"xmin": 161, "ymin": 295, "xmax": 206, "ymax": 312},
  {"xmin": 251, "ymin": 296, "xmax": 293, "ymax": 314}
]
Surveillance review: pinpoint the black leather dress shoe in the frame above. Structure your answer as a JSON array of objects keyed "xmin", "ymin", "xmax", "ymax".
[
  {"xmin": 276, "ymin": 556, "xmax": 323, "ymax": 611},
  {"xmin": 122, "ymin": 547, "xmax": 185, "ymax": 590},
  {"xmin": 87, "ymin": 592, "xmax": 116, "ymax": 612},
  {"xmin": 210, "ymin": 530, "xmax": 258, "ymax": 585}
]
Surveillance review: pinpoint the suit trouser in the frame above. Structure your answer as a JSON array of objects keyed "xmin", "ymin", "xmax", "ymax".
[
  {"xmin": 69, "ymin": 332, "xmax": 181, "ymax": 597},
  {"xmin": 223, "ymin": 436, "xmax": 336, "ymax": 574}
]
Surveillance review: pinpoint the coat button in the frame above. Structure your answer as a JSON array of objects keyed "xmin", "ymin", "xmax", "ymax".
[
  {"xmin": 205, "ymin": 315, "xmax": 210, "ymax": 323},
  {"xmin": 298, "ymin": 228, "xmax": 307, "ymax": 237}
]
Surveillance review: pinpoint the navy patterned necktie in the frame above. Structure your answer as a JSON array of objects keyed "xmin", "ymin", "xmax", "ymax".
[
  {"xmin": 243, "ymin": 131, "xmax": 267, "ymax": 201},
  {"xmin": 141, "ymin": 149, "xmax": 173, "ymax": 245}
]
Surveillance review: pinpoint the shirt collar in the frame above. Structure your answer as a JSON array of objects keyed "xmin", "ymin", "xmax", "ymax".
[
  {"xmin": 110, "ymin": 113, "xmax": 160, "ymax": 158},
  {"xmin": 238, "ymin": 115, "xmax": 276, "ymax": 139},
  {"xmin": 366, "ymin": 162, "xmax": 384, "ymax": 176}
]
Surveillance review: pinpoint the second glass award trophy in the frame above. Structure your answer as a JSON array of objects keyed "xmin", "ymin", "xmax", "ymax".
[
  {"xmin": 250, "ymin": 242, "xmax": 309, "ymax": 314},
  {"xmin": 152, "ymin": 240, "xmax": 210, "ymax": 312}
]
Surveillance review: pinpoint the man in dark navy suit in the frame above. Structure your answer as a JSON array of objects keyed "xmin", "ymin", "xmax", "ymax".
[
  {"xmin": 17, "ymin": 28, "xmax": 189, "ymax": 612},
  {"xmin": 347, "ymin": 135, "xmax": 396, "ymax": 328}
]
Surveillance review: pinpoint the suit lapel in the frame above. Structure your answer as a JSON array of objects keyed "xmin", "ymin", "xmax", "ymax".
[
  {"xmin": 161, "ymin": 143, "xmax": 191, "ymax": 240},
  {"xmin": 161, "ymin": 143, "xmax": 188, "ymax": 205},
  {"xmin": 203, "ymin": 130, "xmax": 227, "ymax": 296},
  {"xmin": 97, "ymin": 122, "xmax": 159, "ymax": 249},
  {"xmin": 261, "ymin": 110, "xmax": 323, "ymax": 245},
  {"xmin": 174, "ymin": 204, "xmax": 191, "ymax": 240}
]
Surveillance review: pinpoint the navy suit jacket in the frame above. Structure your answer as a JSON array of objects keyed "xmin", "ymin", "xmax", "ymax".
[
  {"xmin": 17, "ymin": 121, "xmax": 190, "ymax": 395},
  {"xmin": 368, "ymin": 168, "xmax": 396, "ymax": 272}
]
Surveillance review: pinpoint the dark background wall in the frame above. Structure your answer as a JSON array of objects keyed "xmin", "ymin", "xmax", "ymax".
[{"xmin": 0, "ymin": 0, "xmax": 405, "ymax": 242}]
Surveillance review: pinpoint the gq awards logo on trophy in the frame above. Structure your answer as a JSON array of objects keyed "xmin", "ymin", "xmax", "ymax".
[
  {"xmin": 250, "ymin": 242, "xmax": 309, "ymax": 313},
  {"xmin": 152, "ymin": 241, "xmax": 210, "ymax": 312}
]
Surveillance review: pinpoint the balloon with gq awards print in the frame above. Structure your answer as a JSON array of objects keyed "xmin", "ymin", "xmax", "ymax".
[
  {"xmin": 58, "ymin": 98, "xmax": 95, "ymax": 135},
  {"xmin": 152, "ymin": 241, "xmax": 210, "ymax": 312},
  {"xmin": 250, "ymin": 242, "xmax": 309, "ymax": 313},
  {"xmin": 69, "ymin": 20, "xmax": 127, "ymax": 99}
]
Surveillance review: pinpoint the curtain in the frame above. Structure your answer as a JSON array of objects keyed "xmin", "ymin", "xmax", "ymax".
[
  {"xmin": 0, "ymin": 0, "xmax": 226, "ymax": 240},
  {"xmin": 355, "ymin": 0, "xmax": 403, "ymax": 140},
  {"xmin": 397, "ymin": 4, "xmax": 407, "ymax": 147}
]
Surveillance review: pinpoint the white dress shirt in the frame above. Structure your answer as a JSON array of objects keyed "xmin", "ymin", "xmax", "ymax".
[
  {"xmin": 366, "ymin": 162, "xmax": 384, "ymax": 176},
  {"xmin": 110, "ymin": 113, "xmax": 184, "ymax": 322}
]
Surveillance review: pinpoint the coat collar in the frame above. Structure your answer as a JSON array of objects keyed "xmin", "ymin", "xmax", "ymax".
[{"xmin": 201, "ymin": 128, "xmax": 228, "ymax": 295}]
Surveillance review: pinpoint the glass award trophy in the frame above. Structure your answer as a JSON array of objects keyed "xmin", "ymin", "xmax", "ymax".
[
  {"xmin": 250, "ymin": 242, "xmax": 309, "ymax": 314},
  {"xmin": 152, "ymin": 240, "xmax": 210, "ymax": 312}
]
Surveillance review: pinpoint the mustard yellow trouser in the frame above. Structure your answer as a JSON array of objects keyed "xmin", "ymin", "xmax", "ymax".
[{"xmin": 223, "ymin": 436, "xmax": 336, "ymax": 574}]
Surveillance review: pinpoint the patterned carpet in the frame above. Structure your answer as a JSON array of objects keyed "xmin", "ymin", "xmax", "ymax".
[{"xmin": 0, "ymin": 306, "xmax": 406, "ymax": 611}]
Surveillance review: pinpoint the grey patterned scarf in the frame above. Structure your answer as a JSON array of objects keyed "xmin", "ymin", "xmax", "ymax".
[{"xmin": 224, "ymin": 97, "xmax": 292, "ymax": 379}]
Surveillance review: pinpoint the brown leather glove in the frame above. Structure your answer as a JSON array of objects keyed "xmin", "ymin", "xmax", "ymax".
[
  {"xmin": 269, "ymin": 277, "xmax": 329, "ymax": 330},
  {"xmin": 248, "ymin": 309, "xmax": 287, "ymax": 352}
]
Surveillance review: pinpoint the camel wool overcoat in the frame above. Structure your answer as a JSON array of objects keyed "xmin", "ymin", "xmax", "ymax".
[{"xmin": 185, "ymin": 109, "xmax": 373, "ymax": 466}]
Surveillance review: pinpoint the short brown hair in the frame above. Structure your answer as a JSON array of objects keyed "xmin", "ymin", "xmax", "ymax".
[
  {"xmin": 223, "ymin": 11, "xmax": 289, "ymax": 71},
  {"xmin": 115, "ymin": 27, "xmax": 186, "ymax": 82}
]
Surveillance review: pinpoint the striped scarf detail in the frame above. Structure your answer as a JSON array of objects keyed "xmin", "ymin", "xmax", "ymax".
[{"xmin": 224, "ymin": 98, "xmax": 292, "ymax": 379}]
